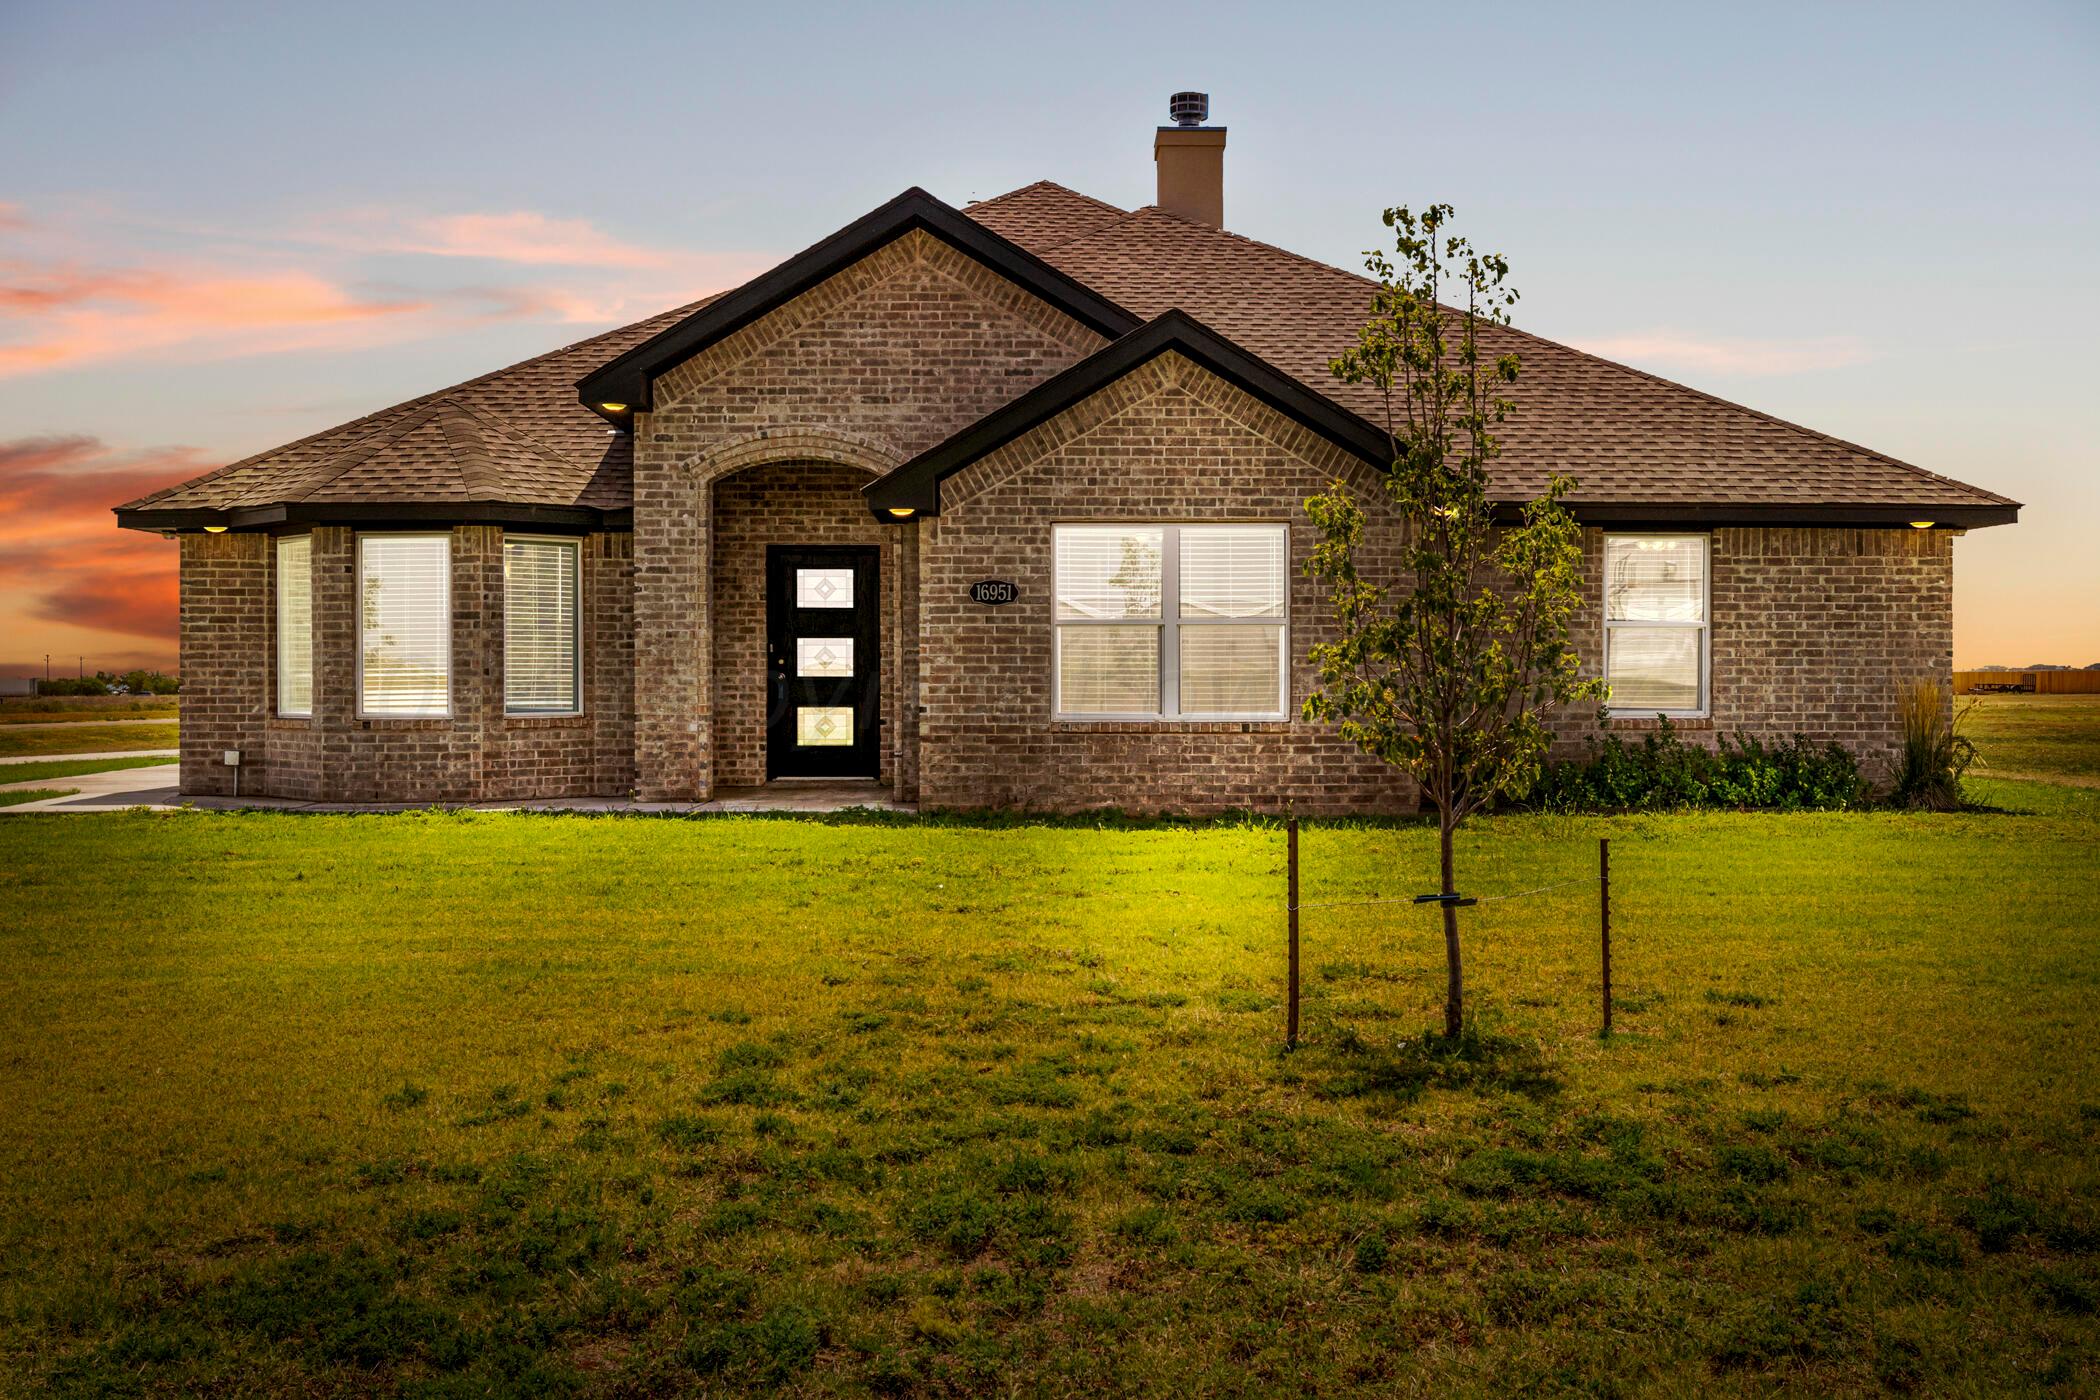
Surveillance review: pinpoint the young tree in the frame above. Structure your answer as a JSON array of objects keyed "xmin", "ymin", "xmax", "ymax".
[{"xmin": 1303, "ymin": 204, "xmax": 1600, "ymax": 1039}]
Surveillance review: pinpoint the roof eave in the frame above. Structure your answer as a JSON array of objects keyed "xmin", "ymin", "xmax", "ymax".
[
  {"xmin": 115, "ymin": 501, "xmax": 632, "ymax": 534},
  {"xmin": 1543, "ymin": 501, "xmax": 2020, "ymax": 529},
  {"xmin": 574, "ymin": 187, "xmax": 1142, "ymax": 417}
]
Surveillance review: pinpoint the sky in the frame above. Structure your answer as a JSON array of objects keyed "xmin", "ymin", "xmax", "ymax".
[{"xmin": 1, "ymin": 0, "xmax": 2095, "ymax": 676}]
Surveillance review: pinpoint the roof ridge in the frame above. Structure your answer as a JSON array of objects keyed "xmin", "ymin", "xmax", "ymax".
[
  {"xmin": 966, "ymin": 179, "xmax": 1127, "ymax": 219},
  {"xmin": 280, "ymin": 396, "xmax": 461, "ymax": 503},
  {"xmin": 1079, "ymin": 204, "xmax": 2016, "ymax": 507}
]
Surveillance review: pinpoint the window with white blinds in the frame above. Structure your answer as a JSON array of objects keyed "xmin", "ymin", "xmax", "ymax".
[
  {"xmin": 504, "ymin": 536, "xmax": 581, "ymax": 716},
  {"xmin": 1603, "ymin": 534, "xmax": 1710, "ymax": 716},
  {"xmin": 1053, "ymin": 523, "xmax": 1288, "ymax": 719},
  {"xmin": 275, "ymin": 534, "xmax": 312, "ymax": 717},
  {"xmin": 358, "ymin": 534, "xmax": 451, "ymax": 717}
]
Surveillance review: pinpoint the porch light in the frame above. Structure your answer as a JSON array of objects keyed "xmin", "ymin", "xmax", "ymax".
[
  {"xmin": 598, "ymin": 402, "xmax": 628, "ymax": 412},
  {"xmin": 203, "ymin": 525, "xmax": 228, "ymax": 533},
  {"xmin": 1909, "ymin": 521, "xmax": 1934, "ymax": 529},
  {"xmin": 887, "ymin": 507, "xmax": 916, "ymax": 518}
]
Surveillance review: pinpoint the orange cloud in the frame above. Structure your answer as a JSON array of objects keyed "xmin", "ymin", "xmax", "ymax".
[
  {"xmin": 0, "ymin": 435, "xmax": 200, "ymax": 646},
  {"xmin": 397, "ymin": 211, "xmax": 676, "ymax": 269},
  {"xmin": 1570, "ymin": 329, "xmax": 1872, "ymax": 377},
  {"xmin": 0, "ymin": 258, "xmax": 432, "ymax": 375}
]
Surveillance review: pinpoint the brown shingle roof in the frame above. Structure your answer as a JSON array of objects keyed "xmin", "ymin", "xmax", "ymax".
[
  {"xmin": 117, "ymin": 296, "xmax": 716, "ymax": 518},
  {"xmin": 119, "ymin": 181, "xmax": 2015, "ymax": 525},
  {"xmin": 1020, "ymin": 200, "xmax": 2014, "ymax": 514}
]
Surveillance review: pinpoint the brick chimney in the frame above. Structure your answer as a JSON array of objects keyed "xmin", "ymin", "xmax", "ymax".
[{"xmin": 1154, "ymin": 91, "xmax": 1225, "ymax": 226}]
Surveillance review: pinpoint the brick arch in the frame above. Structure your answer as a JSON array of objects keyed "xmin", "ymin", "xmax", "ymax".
[{"xmin": 677, "ymin": 427, "xmax": 903, "ymax": 487}]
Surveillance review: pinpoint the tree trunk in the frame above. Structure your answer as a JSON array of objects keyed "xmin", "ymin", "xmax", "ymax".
[{"xmin": 1440, "ymin": 815, "xmax": 1464, "ymax": 1038}]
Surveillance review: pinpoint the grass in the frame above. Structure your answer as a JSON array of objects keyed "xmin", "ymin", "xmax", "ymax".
[
  {"xmin": 0, "ymin": 704, "xmax": 180, "ymax": 725},
  {"xmin": 0, "ymin": 788, "xmax": 73, "ymax": 808},
  {"xmin": 0, "ymin": 722, "xmax": 179, "ymax": 758},
  {"xmin": 0, "ymin": 756, "xmax": 177, "ymax": 785},
  {"xmin": 2, "ymin": 784, "xmax": 2097, "ymax": 1395},
  {"xmin": 1966, "ymin": 695, "xmax": 2100, "ymax": 784}
]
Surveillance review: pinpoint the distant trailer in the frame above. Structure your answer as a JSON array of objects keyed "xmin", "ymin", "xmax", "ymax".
[
  {"xmin": 0, "ymin": 677, "xmax": 34, "ymax": 697},
  {"xmin": 1955, "ymin": 670, "xmax": 2100, "ymax": 695}
]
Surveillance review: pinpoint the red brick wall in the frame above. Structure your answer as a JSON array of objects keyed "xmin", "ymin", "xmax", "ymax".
[
  {"xmin": 177, "ymin": 532, "xmax": 269, "ymax": 797},
  {"xmin": 629, "ymin": 229, "xmax": 1107, "ymax": 800},
  {"xmin": 1551, "ymin": 526, "xmax": 1955, "ymax": 784},
  {"xmin": 710, "ymin": 463, "xmax": 895, "ymax": 787},
  {"xmin": 918, "ymin": 353, "xmax": 1418, "ymax": 815},
  {"xmin": 176, "ymin": 525, "xmax": 635, "ymax": 803}
]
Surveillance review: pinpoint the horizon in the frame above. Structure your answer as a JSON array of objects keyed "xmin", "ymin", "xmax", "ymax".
[{"xmin": 3, "ymin": 0, "xmax": 2095, "ymax": 674}]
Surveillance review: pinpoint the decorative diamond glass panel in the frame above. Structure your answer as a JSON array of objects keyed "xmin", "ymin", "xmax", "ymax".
[
  {"xmin": 1058, "ymin": 625, "xmax": 1160, "ymax": 714},
  {"xmin": 796, "ymin": 568, "xmax": 853, "ymax": 609},
  {"xmin": 1180, "ymin": 625, "xmax": 1284, "ymax": 714},
  {"xmin": 1605, "ymin": 628, "xmax": 1703, "ymax": 713},
  {"xmin": 797, "ymin": 638, "xmax": 854, "ymax": 678},
  {"xmin": 796, "ymin": 706, "xmax": 853, "ymax": 747},
  {"xmin": 276, "ymin": 534, "xmax": 312, "ymax": 717},
  {"xmin": 1606, "ymin": 536, "xmax": 1707, "ymax": 622},
  {"xmin": 1056, "ymin": 526, "xmax": 1162, "ymax": 620},
  {"xmin": 1180, "ymin": 526, "xmax": 1287, "ymax": 619}
]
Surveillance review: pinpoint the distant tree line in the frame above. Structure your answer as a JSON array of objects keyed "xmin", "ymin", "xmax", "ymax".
[{"xmin": 36, "ymin": 670, "xmax": 181, "ymax": 697}]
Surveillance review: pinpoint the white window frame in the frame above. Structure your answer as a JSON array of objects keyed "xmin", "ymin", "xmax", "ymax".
[
  {"xmin": 1601, "ymin": 532, "xmax": 1711, "ymax": 720},
  {"xmin": 356, "ymin": 531, "xmax": 453, "ymax": 720},
  {"xmin": 275, "ymin": 533, "xmax": 313, "ymax": 718},
  {"xmin": 502, "ymin": 534, "xmax": 584, "ymax": 718},
  {"xmin": 1052, "ymin": 522, "xmax": 1290, "ymax": 722}
]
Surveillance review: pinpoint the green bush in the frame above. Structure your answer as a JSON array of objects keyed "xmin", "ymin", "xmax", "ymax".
[{"xmin": 1526, "ymin": 719, "xmax": 1864, "ymax": 812}]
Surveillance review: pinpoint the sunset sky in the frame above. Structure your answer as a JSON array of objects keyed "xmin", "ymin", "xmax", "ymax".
[{"xmin": 2, "ymin": 0, "xmax": 2094, "ymax": 676}]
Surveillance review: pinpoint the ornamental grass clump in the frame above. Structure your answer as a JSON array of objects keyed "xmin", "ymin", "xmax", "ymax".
[{"xmin": 1893, "ymin": 677, "xmax": 1974, "ymax": 810}]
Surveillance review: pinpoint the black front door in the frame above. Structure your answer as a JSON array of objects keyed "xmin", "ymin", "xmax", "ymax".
[{"xmin": 766, "ymin": 545, "xmax": 880, "ymax": 779}]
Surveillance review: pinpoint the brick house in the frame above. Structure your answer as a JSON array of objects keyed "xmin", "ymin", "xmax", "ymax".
[{"xmin": 118, "ymin": 98, "xmax": 2017, "ymax": 813}]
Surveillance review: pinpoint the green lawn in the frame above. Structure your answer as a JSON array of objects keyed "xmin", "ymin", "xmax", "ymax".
[
  {"xmin": 0, "ymin": 703, "xmax": 180, "ymax": 726},
  {"xmin": 0, "ymin": 788, "xmax": 72, "ymax": 808},
  {"xmin": 0, "ymin": 755, "xmax": 177, "ymax": 786},
  {"xmin": 1967, "ymin": 695, "xmax": 2100, "ymax": 784},
  {"xmin": 0, "ymin": 722, "xmax": 179, "ymax": 758},
  {"xmin": 2, "ymin": 787, "xmax": 2096, "ymax": 1395}
]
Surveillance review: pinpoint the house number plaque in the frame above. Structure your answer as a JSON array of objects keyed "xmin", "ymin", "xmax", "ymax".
[{"xmin": 969, "ymin": 579, "xmax": 1019, "ymax": 606}]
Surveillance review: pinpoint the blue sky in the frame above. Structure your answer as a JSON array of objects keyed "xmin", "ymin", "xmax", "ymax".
[{"xmin": 1, "ymin": 0, "xmax": 2094, "ymax": 670}]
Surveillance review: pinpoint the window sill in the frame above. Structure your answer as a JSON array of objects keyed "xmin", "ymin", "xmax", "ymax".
[
  {"xmin": 268, "ymin": 716, "xmax": 312, "ymax": 730},
  {"xmin": 503, "ymin": 713, "xmax": 589, "ymax": 728},
  {"xmin": 1054, "ymin": 718, "xmax": 1292, "ymax": 734},
  {"xmin": 1605, "ymin": 714, "xmax": 1713, "ymax": 731},
  {"xmin": 356, "ymin": 715, "xmax": 454, "ymax": 730}
]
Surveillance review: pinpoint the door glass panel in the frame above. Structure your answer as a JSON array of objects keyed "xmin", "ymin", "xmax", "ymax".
[
  {"xmin": 796, "ymin": 707, "xmax": 853, "ymax": 746},
  {"xmin": 797, "ymin": 638, "xmax": 854, "ymax": 678},
  {"xmin": 796, "ymin": 568, "xmax": 853, "ymax": 609}
]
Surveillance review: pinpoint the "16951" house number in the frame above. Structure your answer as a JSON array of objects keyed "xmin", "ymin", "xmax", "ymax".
[{"xmin": 969, "ymin": 579, "xmax": 1019, "ymax": 606}]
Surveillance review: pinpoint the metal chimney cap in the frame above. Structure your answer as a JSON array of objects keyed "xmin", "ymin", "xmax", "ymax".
[{"xmin": 1168, "ymin": 92, "xmax": 1209, "ymax": 127}]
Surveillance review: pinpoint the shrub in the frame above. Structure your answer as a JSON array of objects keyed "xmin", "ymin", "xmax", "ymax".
[
  {"xmin": 1526, "ymin": 718, "xmax": 1864, "ymax": 812},
  {"xmin": 1893, "ymin": 678, "xmax": 1974, "ymax": 810}
]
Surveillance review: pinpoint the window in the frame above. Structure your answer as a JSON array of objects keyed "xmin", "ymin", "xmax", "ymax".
[
  {"xmin": 275, "ymin": 534, "xmax": 312, "ymax": 717},
  {"xmin": 1603, "ymin": 534, "xmax": 1709, "ymax": 716},
  {"xmin": 358, "ymin": 534, "xmax": 451, "ymax": 717},
  {"xmin": 504, "ymin": 536, "xmax": 581, "ymax": 716},
  {"xmin": 1053, "ymin": 523, "xmax": 1288, "ymax": 719}
]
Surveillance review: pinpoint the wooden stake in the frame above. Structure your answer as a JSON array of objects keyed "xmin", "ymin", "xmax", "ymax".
[
  {"xmin": 1599, "ymin": 836, "xmax": 1613, "ymax": 1036},
  {"xmin": 1287, "ymin": 817, "xmax": 1300, "ymax": 1050}
]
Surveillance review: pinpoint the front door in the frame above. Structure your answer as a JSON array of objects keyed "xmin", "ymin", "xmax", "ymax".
[{"xmin": 766, "ymin": 545, "xmax": 880, "ymax": 779}]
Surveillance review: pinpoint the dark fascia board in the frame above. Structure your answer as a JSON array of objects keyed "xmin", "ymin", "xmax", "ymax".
[
  {"xmin": 115, "ymin": 501, "xmax": 630, "ymax": 533},
  {"xmin": 864, "ymin": 309, "xmax": 1395, "ymax": 517},
  {"xmin": 1543, "ymin": 501, "xmax": 2020, "ymax": 530},
  {"xmin": 574, "ymin": 187, "xmax": 1141, "ymax": 418}
]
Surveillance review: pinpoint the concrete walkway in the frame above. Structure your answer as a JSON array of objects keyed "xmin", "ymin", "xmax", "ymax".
[
  {"xmin": 0, "ymin": 748, "xmax": 178, "ymax": 765},
  {"xmin": 0, "ymin": 774, "xmax": 913, "ymax": 816},
  {"xmin": 0, "ymin": 763, "xmax": 183, "ymax": 812}
]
